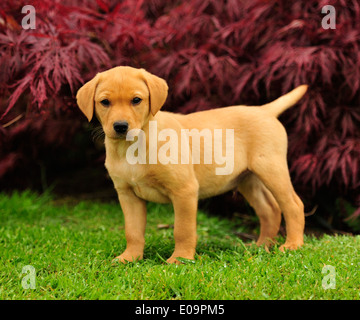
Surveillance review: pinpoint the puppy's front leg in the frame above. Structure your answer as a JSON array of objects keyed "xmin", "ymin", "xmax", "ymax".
[
  {"xmin": 167, "ymin": 190, "xmax": 198, "ymax": 264},
  {"xmin": 114, "ymin": 188, "xmax": 147, "ymax": 263}
]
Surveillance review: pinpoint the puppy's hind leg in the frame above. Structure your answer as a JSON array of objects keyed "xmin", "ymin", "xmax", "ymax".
[
  {"xmin": 249, "ymin": 156, "xmax": 305, "ymax": 250},
  {"xmin": 237, "ymin": 173, "xmax": 281, "ymax": 247}
]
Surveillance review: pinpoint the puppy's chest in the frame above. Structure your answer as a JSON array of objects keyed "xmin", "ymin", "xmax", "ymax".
[{"xmin": 106, "ymin": 159, "xmax": 170, "ymax": 203}]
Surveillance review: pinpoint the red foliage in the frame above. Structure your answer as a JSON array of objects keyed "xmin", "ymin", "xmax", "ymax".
[{"xmin": 0, "ymin": 0, "xmax": 359, "ymax": 222}]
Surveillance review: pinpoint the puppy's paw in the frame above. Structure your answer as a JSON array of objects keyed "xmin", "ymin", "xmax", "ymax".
[
  {"xmin": 166, "ymin": 253, "xmax": 195, "ymax": 265},
  {"xmin": 279, "ymin": 241, "xmax": 303, "ymax": 252},
  {"xmin": 166, "ymin": 256, "xmax": 182, "ymax": 264},
  {"xmin": 112, "ymin": 251, "xmax": 143, "ymax": 264},
  {"xmin": 256, "ymin": 237, "xmax": 278, "ymax": 248}
]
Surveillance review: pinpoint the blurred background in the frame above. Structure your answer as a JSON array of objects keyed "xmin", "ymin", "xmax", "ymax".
[{"xmin": 0, "ymin": 0, "xmax": 359, "ymax": 234}]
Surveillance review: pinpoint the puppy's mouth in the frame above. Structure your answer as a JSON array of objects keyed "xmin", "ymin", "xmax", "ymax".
[{"xmin": 106, "ymin": 132, "xmax": 128, "ymax": 140}]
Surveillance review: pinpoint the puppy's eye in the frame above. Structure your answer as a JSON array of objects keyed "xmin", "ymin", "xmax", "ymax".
[
  {"xmin": 131, "ymin": 97, "xmax": 142, "ymax": 105},
  {"xmin": 100, "ymin": 99, "xmax": 110, "ymax": 107}
]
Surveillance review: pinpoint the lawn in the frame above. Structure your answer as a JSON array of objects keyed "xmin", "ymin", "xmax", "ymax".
[{"xmin": 0, "ymin": 191, "xmax": 359, "ymax": 300}]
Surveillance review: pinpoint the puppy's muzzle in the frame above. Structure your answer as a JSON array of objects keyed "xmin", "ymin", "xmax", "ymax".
[{"xmin": 113, "ymin": 121, "xmax": 129, "ymax": 136}]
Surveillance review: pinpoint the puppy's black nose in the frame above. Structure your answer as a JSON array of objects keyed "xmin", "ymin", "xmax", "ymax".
[{"xmin": 113, "ymin": 121, "xmax": 129, "ymax": 134}]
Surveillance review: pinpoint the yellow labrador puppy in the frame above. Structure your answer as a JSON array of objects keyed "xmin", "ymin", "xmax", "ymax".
[{"xmin": 76, "ymin": 66, "xmax": 307, "ymax": 264}]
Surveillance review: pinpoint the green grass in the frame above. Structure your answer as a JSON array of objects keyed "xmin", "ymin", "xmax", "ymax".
[{"xmin": 0, "ymin": 191, "xmax": 359, "ymax": 300}]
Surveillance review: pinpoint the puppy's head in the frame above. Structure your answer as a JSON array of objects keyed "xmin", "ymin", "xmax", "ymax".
[{"xmin": 76, "ymin": 66, "xmax": 168, "ymax": 139}]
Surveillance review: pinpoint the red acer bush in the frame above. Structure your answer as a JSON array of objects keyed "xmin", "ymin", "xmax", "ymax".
[{"xmin": 0, "ymin": 0, "xmax": 359, "ymax": 229}]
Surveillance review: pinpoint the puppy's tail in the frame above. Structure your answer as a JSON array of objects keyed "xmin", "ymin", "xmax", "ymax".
[{"xmin": 262, "ymin": 85, "xmax": 308, "ymax": 117}]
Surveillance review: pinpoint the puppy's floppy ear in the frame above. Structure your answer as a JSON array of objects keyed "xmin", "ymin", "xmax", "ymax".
[
  {"xmin": 76, "ymin": 74, "xmax": 100, "ymax": 122},
  {"xmin": 141, "ymin": 69, "xmax": 168, "ymax": 116}
]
